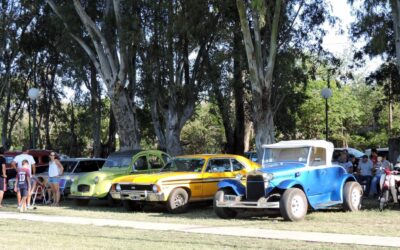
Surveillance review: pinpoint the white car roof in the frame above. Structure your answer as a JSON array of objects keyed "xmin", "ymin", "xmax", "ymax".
[{"xmin": 262, "ymin": 140, "xmax": 334, "ymax": 166}]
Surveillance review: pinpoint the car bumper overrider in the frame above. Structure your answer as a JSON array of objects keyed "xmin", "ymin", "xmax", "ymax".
[
  {"xmin": 216, "ymin": 194, "xmax": 279, "ymax": 209},
  {"xmin": 110, "ymin": 190, "xmax": 164, "ymax": 202}
]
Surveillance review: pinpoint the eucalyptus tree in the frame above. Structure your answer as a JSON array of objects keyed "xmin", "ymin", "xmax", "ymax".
[
  {"xmin": 46, "ymin": 0, "xmax": 142, "ymax": 150},
  {"xmin": 0, "ymin": 1, "xmax": 38, "ymax": 149},
  {"xmin": 236, "ymin": 0, "xmax": 335, "ymax": 157},
  {"xmin": 140, "ymin": 0, "xmax": 220, "ymax": 155}
]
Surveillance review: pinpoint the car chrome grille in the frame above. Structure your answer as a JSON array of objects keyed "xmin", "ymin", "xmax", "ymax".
[
  {"xmin": 246, "ymin": 175, "xmax": 266, "ymax": 201},
  {"xmin": 120, "ymin": 184, "xmax": 152, "ymax": 191},
  {"xmin": 77, "ymin": 184, "xmax": 90, "ymax": 192}
]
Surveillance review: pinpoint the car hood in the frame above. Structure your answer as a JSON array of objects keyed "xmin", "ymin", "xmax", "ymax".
[
  {"xmin": 76, "ymin": 171, "xmax": 117, "ymax": 182},
  {"xmin": 115, "ymin": 172, "xmax": 201, "ymax": 185}
]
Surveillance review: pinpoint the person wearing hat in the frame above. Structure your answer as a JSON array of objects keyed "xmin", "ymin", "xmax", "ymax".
[{"xmin": 357, "ymin": 154, "xmax": 373, "ymax": 197}]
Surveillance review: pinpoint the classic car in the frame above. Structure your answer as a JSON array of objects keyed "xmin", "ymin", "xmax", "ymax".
[
  {"xmin": 58, "ymin": 158, "xmax": 106, "ymax": 195},
  {"xmin": 110, "ymin": 154, "xmax": 260, "ymax": 213},
  {"xmin": 244, "ymin": 151, "xmax": 258, "ymax": 163},
  {"xmin": 213, "ymin": 140, "xmax": 363, "ymax": 221},
  {"xmin": 5, "ymin": 149, "xmax": 55, "ymax": 179},
  {"xmin": 69, "ymin": 150, "xmax": 170, "ymax": 206}
]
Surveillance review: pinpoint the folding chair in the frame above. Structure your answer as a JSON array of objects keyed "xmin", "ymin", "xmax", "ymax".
[
  {"xmin": 31, "ymin": 183, "xmax": 48, "ymax": 206},
  {"xmin": 59, "ymin": 178, "xmax": 67, "ymax": 201}
]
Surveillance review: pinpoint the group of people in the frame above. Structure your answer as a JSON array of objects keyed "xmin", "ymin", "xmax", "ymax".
[
  {"xmin": 0, "ymin": 147, "xmax": 64, "ymax": 212},
  {"xmin": 334, "ymin": 148, "xmax": 398, "ymax": 204}
]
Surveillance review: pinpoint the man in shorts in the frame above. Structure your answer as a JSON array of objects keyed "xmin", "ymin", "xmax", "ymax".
[
  {"xmin": 0, "ymin": 147, "xmax": 6, "ymax": 207},
  {"xmin": 11, "ymin": 147, "xmax": 36, "ymax": 209},
  {"xmin": 14, "ymin": 160, "xmax": 31, "ymax": 212}
]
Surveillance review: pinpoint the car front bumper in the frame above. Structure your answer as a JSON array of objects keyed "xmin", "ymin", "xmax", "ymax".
[
  {"xmin": 110, "ymin": 190, "xmax": 164, "ymax": 202},
  {"xmin": 216, "ymin": 195, "xmax": 279, "ymax": 209}
]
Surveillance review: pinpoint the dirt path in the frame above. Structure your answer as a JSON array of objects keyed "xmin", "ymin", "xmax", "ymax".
[{"xmin": 1, "ymin": 211, "xmax": 399, "ymax": 247}]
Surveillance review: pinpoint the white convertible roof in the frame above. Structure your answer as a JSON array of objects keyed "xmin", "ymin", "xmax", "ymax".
[
  {"xmin": 262, "ymin": 140, "xmax": 334, "ymax": 166},
  {"xmin": 262, "ymin": 140, "xmax": 333, "ymax": 149}
]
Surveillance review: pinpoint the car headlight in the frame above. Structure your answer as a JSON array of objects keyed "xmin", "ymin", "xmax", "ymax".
[
  {"xmin": 152, "ymin": 184, "xmax": 160, "ymax": 193},
  {"xmin": 262, "ymin": 173, "xmax": 274, "ymax": 181},
  {"xmin": 94, "ymin": 176, "xmax": 99, "ymax": 184},
  {"xmin": 116, "ymin": 184, "xmax": 121, "ymax": 192}
]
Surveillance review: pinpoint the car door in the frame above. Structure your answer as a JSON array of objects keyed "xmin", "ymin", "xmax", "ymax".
[
  {"xmin": 306, "ymin": 147, "xmax": 333, "ymax": 196},
  {"xmin": 201, "ymin": 158, "xmax": 240, "ymax": 198}
]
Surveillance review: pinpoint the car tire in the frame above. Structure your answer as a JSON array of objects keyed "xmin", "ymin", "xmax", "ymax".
[
  {"xmin": 213, "ymin": 189, "xmax": 237, "ymax": 219},
  {"xmin": 123, "ymin": 200, "xmax": 141, "ymax": 211},
  {"xmin": 74, "ymin": 199, "xmax": 89, "ymax": 206},
  {"xmin": 280, "ymin": 188, "xmax": 308, "ymax": 222},
  {"xmin": 166, "ymin": 188, "xmax": 189, "ymax": 214},
  {"xmin": 343, "ymin": 181, "xmax": 362, "ymax": 211},
  {"xmin": 107, "ymin": 193, "xmax": 120, "ymax": 207}
]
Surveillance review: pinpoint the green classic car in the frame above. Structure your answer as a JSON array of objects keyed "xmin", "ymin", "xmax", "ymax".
[{"xmin": 69, "ymin": 150, "xmax": 170, "ymax": 206}]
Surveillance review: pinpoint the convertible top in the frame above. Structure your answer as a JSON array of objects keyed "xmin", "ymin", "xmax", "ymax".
[{"xmin": 262, "ymin": 140, "xmax": 334, "ymax": 166}]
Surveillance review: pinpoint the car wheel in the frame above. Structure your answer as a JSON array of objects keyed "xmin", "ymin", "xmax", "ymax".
[
  {"xmin": 213, "ymin": 189, "xmax": 237, "ymax": 219},
  {"xmin": 343, "ymin": 181, "xmax": 362, "ymax": 211},
  {"xmin": 166, "ymin": 188, "xmax": 189, "ymax": 214},
  {"xmin": 107, "ymin": 193, "xmax": 120, "ymax": 207},
  {"xmin": 280, "ymin": 188, "xmax": 308, "ymax": 222},
  {"xmin": 123, "ymin": 200, "xmax": 142, "ymax": 211},
  {"xmin": 74, "ymin": 199, "xmax": 89, "ymax": 206}
]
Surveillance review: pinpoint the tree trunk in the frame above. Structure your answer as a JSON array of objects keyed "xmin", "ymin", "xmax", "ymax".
[
  {"xmin": 90, "ymin": 63, "xmax": 102, "ymax": 157},
  {"xmin": 390, "ymin": 0, "xmax": 400, "ymax": 75},
  {"xmin": 232, "ymin": 27, "xmax": 245, "ymax": 155},
  {"xmin": 110, "ymin": 88, "xmax": 140, "ymax": 150},
  {"xmin": 253, "ymin": 108, "xmax": 275, "ymax": 160},
  {"xmin": 165, "ymin": 108, "xmax": 184, "ymax": 156},
  {"xmin": 104, "ymin": 108, "xmax": 116, "ymax": 156},
  {"xmin": 244, "ymin": 121, "xmax": 253, "ymax": 152},
  {"xmin": 1, "ymin": 81, "xmax": 11, "ymax": 149}
]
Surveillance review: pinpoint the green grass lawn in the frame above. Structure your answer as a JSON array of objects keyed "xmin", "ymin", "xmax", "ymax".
[
  {"xmin": 1, "ymin": 195, "xmax": 399, "ymax": 238},
  {"xmin": 0, "ymin": 219, "xmax": 393, "ymax": 250}
]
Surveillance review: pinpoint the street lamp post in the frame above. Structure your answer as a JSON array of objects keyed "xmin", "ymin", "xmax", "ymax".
[
  {"xmin": 28, "ymin": 88, "xmax": 40, "ymax": 149},
  {"xmin": 321, "ymin": 88, "xmax": 332, "ymax": 140}
]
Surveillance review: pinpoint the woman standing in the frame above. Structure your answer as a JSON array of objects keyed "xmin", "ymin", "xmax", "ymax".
[{"xmin": 48, "ymin": 152, "xmax": 63, "ymax": 206}]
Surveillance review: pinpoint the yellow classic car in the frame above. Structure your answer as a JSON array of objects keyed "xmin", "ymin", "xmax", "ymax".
[{"xmin": 110, "ymin": 154, "xmax": 260, "ymax": 213}]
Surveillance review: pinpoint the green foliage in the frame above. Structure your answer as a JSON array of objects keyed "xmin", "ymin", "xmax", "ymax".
[{"xmin": 181, "ymin": 103, "xmax": 225, "ymax": 154}]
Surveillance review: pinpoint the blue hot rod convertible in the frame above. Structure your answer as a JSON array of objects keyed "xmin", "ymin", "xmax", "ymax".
[{"xmin": 213, "ymin": 140, "xmax": 363, "ymax": 221}]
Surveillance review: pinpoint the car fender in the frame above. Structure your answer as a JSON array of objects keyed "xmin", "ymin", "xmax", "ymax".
[
  {"xmin": 217, "ymin": 179, "xmax": 245, "ymax": 196},
  {"xmin": 276, "ymin": 179, "xmax": 304, "ymax": 191},
  {"xmin": 336, "ymin": 174, "xmax": 358, "ymax": 201}
]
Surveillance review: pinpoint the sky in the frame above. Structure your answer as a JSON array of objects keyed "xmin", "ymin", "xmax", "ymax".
[{"xmin": 322, "ymin": 0, "xmax": 382, "ymax": 74}]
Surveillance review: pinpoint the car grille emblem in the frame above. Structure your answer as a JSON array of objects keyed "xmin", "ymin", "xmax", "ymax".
[{"xmin": 131, "ymin": 186, "xmax": 135, "ymax": 190}]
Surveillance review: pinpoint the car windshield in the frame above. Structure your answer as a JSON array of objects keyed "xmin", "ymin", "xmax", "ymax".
[
  {"xmin": 262, "ymin": 147, "xmax": 310, "ymax": 165},
  {"xmin": 160, "ymin": 158, "xmax": 205, "ymax": 172},
  {"xmin": 61, "ymin": 161, "xmax": 78, "ymax": 173},
  {"xmin": 103, "ymin": 155, "xmax": 132, "ymax": 168}
]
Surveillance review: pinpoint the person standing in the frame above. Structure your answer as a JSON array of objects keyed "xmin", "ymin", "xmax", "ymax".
[
  {"xmin": 48, "ymin": 151, "xmax": 63, "ymax": 206},
  {"xmin": 11, "ymin": 147, "xmax": 36, "ymax": 209},
  {"xmin": 0, "ymin": 147, "xmax": 6, "ymax": 207},
  {"xmin": 14, "ymin": 160, "xmax": 31, "ymax": 212},
  {"xmin": 357, "ymin": 155, "xmax": 373, "ymax": 197}
]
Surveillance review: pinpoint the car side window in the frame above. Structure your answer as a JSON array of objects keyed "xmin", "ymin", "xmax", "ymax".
[
  {"xmin": 134, "ymin": 156, "xmax": 149, "ymax": 171},
  {"xmin": 206, "ymin": 159, "xmax": 232, "ymax": 173},
  {"xmin": 231, "ymin": 159, "xmax": 245, "ymax": 171},
  {"xmin": 309, "ymin": 147, "xmax": 327, "ymax": 167},
  {"xmin": 148, "ymin": 155, "xmax": 164, "ymax": 170}
]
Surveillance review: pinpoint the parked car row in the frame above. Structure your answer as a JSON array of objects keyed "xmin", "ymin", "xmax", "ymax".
[{"xmin": 5, "ymin": 140, "xmax": 363, "ymax": 222}]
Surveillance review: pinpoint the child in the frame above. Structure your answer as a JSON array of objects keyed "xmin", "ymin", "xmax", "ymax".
[{"xmin": 14, "ymin": 160, "xmax": 31, "ymax": 212}]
